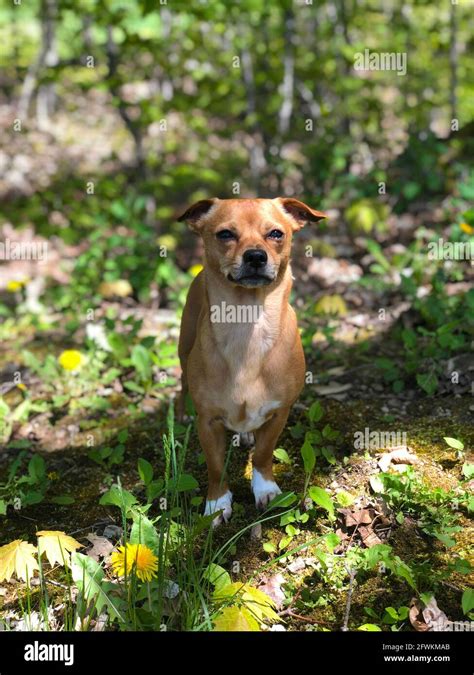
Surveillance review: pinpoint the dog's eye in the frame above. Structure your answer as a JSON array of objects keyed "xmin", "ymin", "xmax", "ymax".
[
  {"xmin": 216, "ymin": 229, "xmax": 235, "ymax": 240},
  {"xmin": 267, "ymin": 229, "xmax": 284, "ymax": 240}
]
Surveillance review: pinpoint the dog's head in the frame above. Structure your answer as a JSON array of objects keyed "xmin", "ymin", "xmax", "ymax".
[{"xmin": 178, "ymin": 198, "xmax": 326, "ymax": 288}]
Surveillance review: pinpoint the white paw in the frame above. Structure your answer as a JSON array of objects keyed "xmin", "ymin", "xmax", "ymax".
[
  {"xmin": 251, "ymin": 469, "xmax": 281, "ymax": 510},
  {"xmin": 204, "ymin": 490, "xmax": 233, "ymax": 527}
]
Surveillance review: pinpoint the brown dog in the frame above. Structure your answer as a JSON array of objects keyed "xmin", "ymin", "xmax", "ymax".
[{"xmin": 177, "ymin": 198, "xmax": 326, "ymax": 524}]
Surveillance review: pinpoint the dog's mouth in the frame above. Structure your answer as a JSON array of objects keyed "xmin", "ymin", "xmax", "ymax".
[{"xmin": 226, "ymin": 272, "xmax": 274, "ymax": 287}]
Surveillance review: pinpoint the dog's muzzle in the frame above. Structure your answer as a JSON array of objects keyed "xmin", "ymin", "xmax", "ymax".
[{"xmin": 227, "ymin": 249, "xmax": 275, "ymax": 287}]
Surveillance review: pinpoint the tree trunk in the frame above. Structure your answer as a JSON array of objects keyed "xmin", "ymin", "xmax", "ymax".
[
  {"xmin": 449, "ymin": 1, "xmax": 458, "ymax": 122},
  {"xmin": 240, "ymin": 41, "xmax": 266, "ymax": 194},
  {"xmin": 18, "ymin": 0, "xmax": 57, "ymax": 126},
  {"xmin": 106, "ymin": 27, "xmax": 146, "ymax": 178},
  {"xmin": 278, "ymin": 9, "xmax": 295, "ymax": 135}
]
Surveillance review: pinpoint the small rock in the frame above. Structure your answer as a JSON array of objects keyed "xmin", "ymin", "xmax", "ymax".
[
  {"xmin": 378, "ymin": 447, "xmax": 418, "ymax": 473},
  {"xmin": 103, "ymin": 525, "xmax": 122, "ymax": 541},
  {"xmin": 250, "ymin": 523, "xmax": 262, "ymax": 540},
  {"xmin": 287, "ymin": 558, "xmax": 306, "ymax": 573},
  {"xmin": 314, "ymin": 382, "xmax": 352, "ymax": 396},
  {"xmin": 163, "ymin": 580, "xmax": 180, "ymax": 599},
  {"xmin": 92, "ymin": 613, "xmax": 109, "ymax": 632},
  {"xmin": 303, "ymin": 496, "xmax": 313, "ymax": 512}
]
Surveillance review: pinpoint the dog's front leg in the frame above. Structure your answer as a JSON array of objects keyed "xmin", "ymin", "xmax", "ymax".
[
  {"xmin": 197, "ymin": 415, "xmax": 232, "ymax": 526},
  {"xmin": 252, "ymin": 407, "xmax": 290, "ymax": 509}
]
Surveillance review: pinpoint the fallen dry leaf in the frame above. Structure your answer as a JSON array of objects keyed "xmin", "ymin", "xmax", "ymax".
[
  {"xmin": 340, "ymin": 507, "xmax": 374, "ymax": 527},
  {"xmin": 86, "ymin": 533, "xmax": 114, "ymax": 562},
  {"xmin": 409, "ymin": 596, "xmax": 450, "ymax": 631},
  {"xmin": 258, "ymin": 573, "xmax": 286, "ymax": 609},
  {"xmin": 335, "ymin": 528, "xmax": 350, "ymax": 542},
  {"xmin": 337, "ymin": 502, "xmax": 390, "ymax": 549},
  {"xmin": 36, "ymin": 531, "xmax": 82, "ymax": 568},
  {"xmin": 0, "ymin": 540, "xmax": 39, "ymax": 582},
  {"xmin": 409, "ymin": 599, "xmax": 429, "ymax": 631},
  {"xmin": 358, "ymin": 525, "xmax": 383, "ymax": 547}
]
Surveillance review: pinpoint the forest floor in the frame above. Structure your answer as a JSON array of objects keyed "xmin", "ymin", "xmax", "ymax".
[{"xmin": 1, "ymin": 228, "xmax": 472, "ymax": 631}]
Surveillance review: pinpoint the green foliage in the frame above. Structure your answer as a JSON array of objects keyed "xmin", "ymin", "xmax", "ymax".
[
  {"xmin": 88, "ymin": 429, "xmax": 128, "ymax": 469},
  {"xmin": 300, "ymin": 438, "xmax": 316, "ymax": 476},
  {"xmin": 345, "ymin": 200, "xmax": 389, "ymax": 236},
  {"xmin": 273, "ymin": 447, "xmax": 292, "ymax": 465},
  {"xmin": 362, "ymin": 604, "xmax": 410, "ymax": 631},
  {"xmin": 370, "ymin": 285, "xmax": 474, "ymax": 396},
  {"xmin": 370, "ymin": 467, "xmax": 469, "ymax": 547},
  {"xmin": 307, "ymin": 486, "xmax": 335, "ymax": 520},
  {"xmin": 0, "ymin": 395, "xmax": 48, "ymax": 444},
  {"xmin": 71, "ymin": 552, "xmax": 125, "ymax": 623},
  {"xmin": 0, "ymin": 451, "xmax": 74, "ymax": 515},
  {"xmin": 461, "ymin": 589, "xmax": 474, "ymax": 616},
  {"xmin": 99, "ymin": 483, "xmax": 137, "ymax": 513},
  {"xmin": 297, "ymin": 404, "xmax": 340, "ymax": 469},
  {"xmin": 443, "ymin": 437, "xmax": 464, "ymax": 452}
]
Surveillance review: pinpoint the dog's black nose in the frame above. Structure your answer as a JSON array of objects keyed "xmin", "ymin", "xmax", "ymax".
[{"xmin": 243, "ymin": 249, "xmax": 267, "ymax": 267}]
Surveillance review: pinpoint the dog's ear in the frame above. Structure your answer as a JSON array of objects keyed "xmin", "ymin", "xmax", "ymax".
[
  {"xmin": 177, "ymin": 199, "xmax": 217, "ymax": 232},
  {"xmin": 277, "ymin": 198, "xmax": 327, "ymax": 230}
]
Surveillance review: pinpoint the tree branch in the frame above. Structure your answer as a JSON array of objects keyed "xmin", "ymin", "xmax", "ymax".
[
  {"xmin": 105, "ymin": 26, "xmax": 145, "ymax": 177},
  {"xmin": 278, "ymin": 8, "xmax": 296, "ymax": 135}
]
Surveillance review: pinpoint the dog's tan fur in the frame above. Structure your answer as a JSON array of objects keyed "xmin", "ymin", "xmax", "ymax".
[{"xmin": 177, "ymin": 198, "xmax": 326, "ymax": 522}]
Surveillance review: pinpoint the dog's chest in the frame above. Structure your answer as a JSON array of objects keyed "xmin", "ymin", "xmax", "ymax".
[
  {"xmin": 216, "ymin": 311, "xmax": 277, "ymax": 368},
  {"xmin": 208, "ymin": 302, "xmax": 283, "ymax": 432}
]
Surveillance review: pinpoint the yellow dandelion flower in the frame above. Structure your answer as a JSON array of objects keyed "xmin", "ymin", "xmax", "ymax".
[
  {"xmin": 6, "ymin": 280, "xmax": 26, "ymax": 292},
  {"xmin": 110, "ymin": 543, "xmax": 158, "ymax": 582},
  {"xmin": 98, "ymin": 280, "xmax": 133, "ymax": 298},
  {"xmin": 16, "ymin": 383, "xmax": 27, "ymax": 391},
  {"xmin": 460, "ymin": 222, "xmax": 474, "ymax": 235},
  {"xmin": 58, "ymin": 350, "xmax": 84, "ymax": 371},
  {"xmin": 156, "ymin": 234, "xmax": 177, "ymax": 252},
  {"xmin": 188, "ymin": 264, "xmax": 203, "ymax": 278}
]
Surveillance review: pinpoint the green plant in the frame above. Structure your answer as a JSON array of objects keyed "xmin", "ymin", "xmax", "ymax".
[
  {"xmin": 0, "ymin": 395, "xmax": 47, "ymax": 444},
  {"xmin": 88, "ymin": 429, "xmax": 129, "ymax": 470},
  {"xmin": 363, "ymin": 604, "xmax": 410, "ymax": 631},
  {"xmin": 370, "ymin": 467, "xmax": 470, "ymax": 547},
  {"xmin": 292, "ymin": 401, "xmax": 341, "ymax": 468},
  {"xmin": 0, "ymin": 450, "xmax": 74, "ymax": 516}
]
